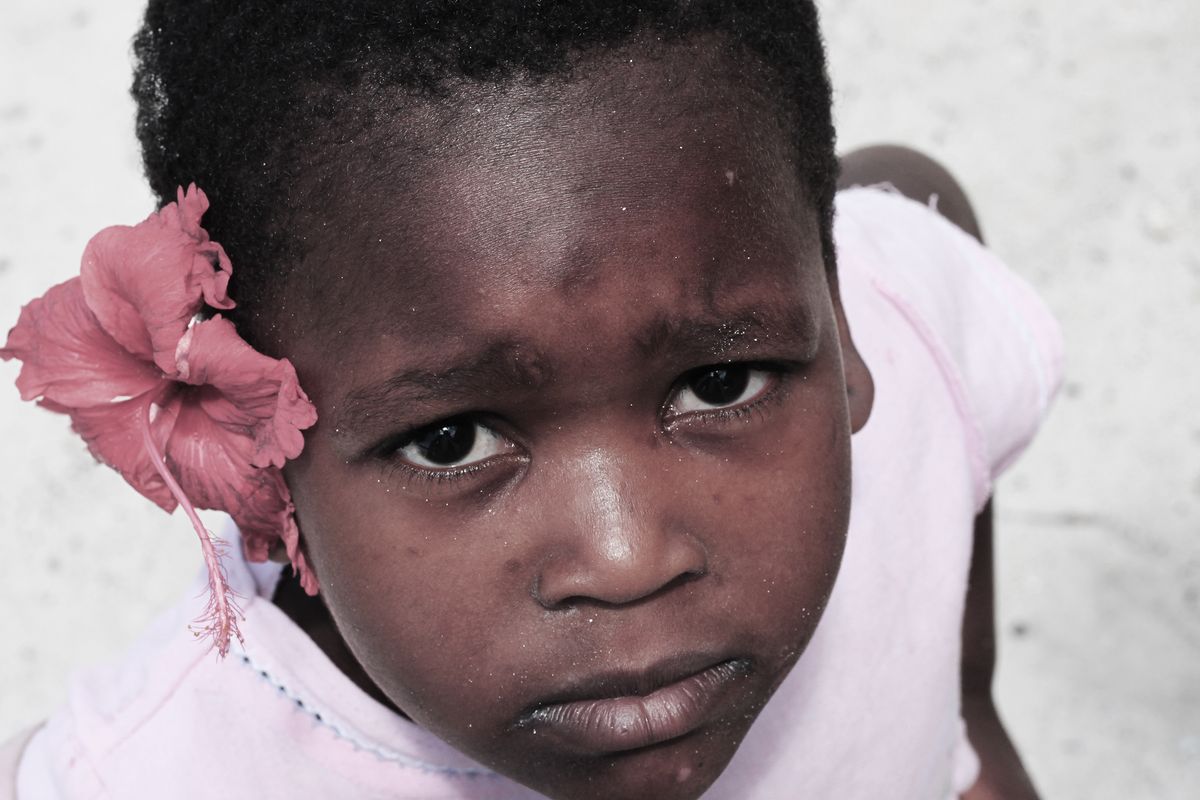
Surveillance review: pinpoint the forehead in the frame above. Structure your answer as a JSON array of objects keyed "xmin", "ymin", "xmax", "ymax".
[{"xmin": 282, "ymin": 46, "xmax": 823, "ymax": 386}]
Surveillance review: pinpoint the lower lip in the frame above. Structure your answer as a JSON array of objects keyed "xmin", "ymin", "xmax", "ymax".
[{"xmin": 522, "ymin": 659, "xmax": 751, "ymax": 754}]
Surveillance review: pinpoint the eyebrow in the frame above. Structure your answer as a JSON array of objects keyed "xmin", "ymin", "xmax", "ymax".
[
  {"xmin": 335, "ymin": 302, "xmax": 819, "ymax": 437},
  {"xmin": 336, "ymin": 338, "xmax": 554, "ymax": 434},
  {"xmin": 634, "ymin": 303, "xmax": 820, "ymax": 363}
]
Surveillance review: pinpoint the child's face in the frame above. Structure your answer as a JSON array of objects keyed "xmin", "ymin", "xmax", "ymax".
[{"xmin": 282, "ymin": 58, "xmax": 867, "ymax": 800}]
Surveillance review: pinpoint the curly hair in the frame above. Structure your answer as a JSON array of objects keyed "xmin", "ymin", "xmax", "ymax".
[{"xmin": 132, "ymin": 1, "xmax": 838, "ymax": 343}]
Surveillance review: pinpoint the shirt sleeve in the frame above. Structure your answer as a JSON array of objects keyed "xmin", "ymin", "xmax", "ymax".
[{"xmin": 836, "ymin": 187, "xmax": 1064, "ymax": 509}]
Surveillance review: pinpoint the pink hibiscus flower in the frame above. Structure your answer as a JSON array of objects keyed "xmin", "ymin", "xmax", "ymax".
[{"xmin": 1, "ymin": 185, "xmax": 318, "ymax": 657}]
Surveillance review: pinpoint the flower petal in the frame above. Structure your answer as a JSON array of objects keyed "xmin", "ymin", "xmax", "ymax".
[
  {"xmin": 176, "ymin": 316, "xmax": 317, "ymax": 469},
  {"xmin": 234, "ymin": 469, "xmax": 319, "ymax": 595},
  {"xmin": 162, "ymin": 385, "xmax": 259, "ymax": 515},
  {"xmin": 45, "ymin": 393, "xmax": 180, "ymax": 512},
  {"xmin": 162, "ymin": 392, "xmax": 318, "ymax": 594},
  {"xmin": 1, "ymin": 278, "xmax": 164, "ymax": 407},
  {"xmin": 80, "ymin": 185, "xmax": 234, "ymax": 375},
  {"xmin": 159, "ymin": 185, "xmax": 235, "ymax": 312}
]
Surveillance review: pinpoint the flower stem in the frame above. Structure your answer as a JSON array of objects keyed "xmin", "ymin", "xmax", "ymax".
[{"xmin": 138, "ymin": 400, "xmax": 242, "ymax": 657}]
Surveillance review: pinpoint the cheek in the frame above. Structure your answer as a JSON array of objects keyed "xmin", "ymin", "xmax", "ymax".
[
  {"xmin": 693, "ymin": 382, "xmax": 853, "ymax": 657},
  {"xmin": 285, "ymin": 454, "xmax": 523, "ymax": 718}
]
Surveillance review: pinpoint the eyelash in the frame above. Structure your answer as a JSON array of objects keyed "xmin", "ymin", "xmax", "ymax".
[
  {"xmin": 381, "ymin": 456, "xmax": 505, "ymax": 486},
  {"xmin": 373, "ymin": 420, "xmax": 524, "ymax": 485},
  {"xmin": 662, "ymin": 362, "xmax": 788, "ymax": 429},
  {"xmin": 373, "ymin": 360, "xmax": 793, "ymax": 484}
]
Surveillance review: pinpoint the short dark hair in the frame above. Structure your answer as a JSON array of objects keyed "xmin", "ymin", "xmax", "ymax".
[{"xmin": 132, "ymin": 0, "xmax": 838, "ymax": 341}]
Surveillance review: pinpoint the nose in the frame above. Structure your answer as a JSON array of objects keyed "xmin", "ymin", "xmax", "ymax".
[{"xmin": 534, "ymin": 450, "xmax": 708, "ymax": 609}]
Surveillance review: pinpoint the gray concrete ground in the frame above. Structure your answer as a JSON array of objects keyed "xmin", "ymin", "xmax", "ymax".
[{"xmin": 1, "ymin": 1, "xmax": 1197, "ymax": 798}]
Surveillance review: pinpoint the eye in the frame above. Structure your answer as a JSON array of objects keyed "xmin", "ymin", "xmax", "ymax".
[
  {"xmin": 392, "ymin": 415, "xmax": 514, "ymax": 470},
  {"xmin": 668, "ymin": 363, "xmax": 774, "ymax": 416}
]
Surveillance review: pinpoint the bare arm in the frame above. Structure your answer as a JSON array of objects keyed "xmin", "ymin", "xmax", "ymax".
[{"xmin": 960, "ymin": 500, "xmax": 1041, "ymax": 800}]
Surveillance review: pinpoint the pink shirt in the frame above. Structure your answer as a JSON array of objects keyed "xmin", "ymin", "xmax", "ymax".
[{"xmin": 14, "ymin": 187, "xmax": 1063, "ymax": 799}]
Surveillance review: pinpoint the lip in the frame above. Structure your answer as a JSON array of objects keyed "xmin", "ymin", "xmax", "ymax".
[{"xmin": 516, "ymin": 656, "xmax": 752, "ymax": 754}]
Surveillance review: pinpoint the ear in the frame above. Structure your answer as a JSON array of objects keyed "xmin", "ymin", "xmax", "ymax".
[
  {"xmin": 268, "ymin": 538, "xmax": 292, "ymax": 564},
  {"xmin": 832, "ymin": 289, "xmax": 874, "ymax": 433}
]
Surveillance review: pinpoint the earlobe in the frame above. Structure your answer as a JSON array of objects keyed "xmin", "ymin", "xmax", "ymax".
[
  {"xmin": 268, "ymin": 538, "xmax": 292, "ymax": 564},
  {"xmin": 833, "ymin": 296, "xmax": 874, "ymax": 433}
]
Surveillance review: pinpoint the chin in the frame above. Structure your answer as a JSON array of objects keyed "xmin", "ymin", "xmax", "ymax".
[{"xmin": 527, "ymin": 737, "xmax": 736, "ymax": 800}]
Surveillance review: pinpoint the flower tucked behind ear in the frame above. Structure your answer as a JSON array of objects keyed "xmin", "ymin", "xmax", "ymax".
[{"xmin": 1, "ymin": 185, "xmax": 318, "ymax": 657}]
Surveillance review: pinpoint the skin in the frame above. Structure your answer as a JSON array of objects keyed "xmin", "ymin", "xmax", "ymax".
[
  {"xmin": 839, "ymin": 144, "xmax": 1041, "ymax": 799},
  {"xmin": 278, "ymin": 47, "xmax": 872, "ymax": 800}
]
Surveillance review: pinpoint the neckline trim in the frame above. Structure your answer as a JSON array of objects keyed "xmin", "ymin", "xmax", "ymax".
[{"xmin": 232, "ymin": 649, "xmax": 497, "ymax": 778}]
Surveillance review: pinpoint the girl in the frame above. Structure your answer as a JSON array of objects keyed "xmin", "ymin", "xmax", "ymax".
[{"xmin": 2, "ymin": 1, "xmax": 1060, "ymax": 798}]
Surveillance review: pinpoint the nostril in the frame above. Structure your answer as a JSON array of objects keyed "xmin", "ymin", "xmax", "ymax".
[
  {"xmin": 531, "ymin": 509, "xmax": 710, "ymax": 609},
  {"xmin": 534, "ymin": 564, "xmax": 707, "ymax": 612},
  {"xmin": 654, "ymin": 566, "xmax": 706, "ymax": 597}
]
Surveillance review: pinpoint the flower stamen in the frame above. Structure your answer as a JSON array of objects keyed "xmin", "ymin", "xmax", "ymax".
[{"xmin": 138, "ymin": 398, "xmax": 244, "ymax": 657}]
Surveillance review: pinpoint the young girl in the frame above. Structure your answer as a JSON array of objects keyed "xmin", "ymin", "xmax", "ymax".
[{"xmin": 2, "ymin": 1, "xmax": 1061, "ymax": 798}]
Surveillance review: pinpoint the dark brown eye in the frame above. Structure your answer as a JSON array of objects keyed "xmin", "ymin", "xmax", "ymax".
[
  {"xmin": 688, "ymin": 365, "xmax": 750, "ymax": 406},
  {"xmin": 669, "ymin": 364, "xmax": 772, "ymax": 416},
  {"xmin": 409, "ymin": 418, "xmax": 477, "ymax": 465},
  {"xmin": 394, "ymin": 416, "xmax": 513, "ymax": 469}
]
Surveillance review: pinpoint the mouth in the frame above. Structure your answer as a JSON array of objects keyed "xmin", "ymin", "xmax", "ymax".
[{"xmin": 515, "ymin": 656, "xmax": 753, "ymax": 754}]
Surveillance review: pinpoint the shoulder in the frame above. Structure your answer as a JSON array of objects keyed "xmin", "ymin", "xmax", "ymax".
[
  {"xmin": 11, "ymin": 525, "xmax": 289, "ymax": 799},
  {"xmin": 12, "ymin": 591, "xmax": 225, "ymax": 799},
  {"xmin": 11, "ymin": 582, "xmax": 516, "ymax": 799},
  {"xmin": 1, "ymin": 725, "xmax": 40, "ymax": 800},
  {"xmin": 834, "ymin": 186, "xmax": 1063, "ymax": 504},
  {"xmin": 837, "ymin": 143, "xmax": 983, "ymax": 240}
]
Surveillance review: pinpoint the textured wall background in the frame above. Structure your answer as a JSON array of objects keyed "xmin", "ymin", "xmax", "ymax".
[{"xmin": 2, "ymin": 1, "xmax": 1197, "ymax": 798}]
